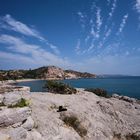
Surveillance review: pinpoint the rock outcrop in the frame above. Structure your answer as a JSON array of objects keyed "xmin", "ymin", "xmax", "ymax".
[
  {"xmin": 0, "ymin": 92, "xmax": 43, "ymax": 140},
  {"xmin": 34, "ymin": 66, "xmax": 96, "ymax": 80},
  {"xmin": 65, "ymin": 70, "xmax": 96, "ymax": 79},
  {"xmin": 0, "ymin": 88, "xmax": 140, "ymax": 140},
  {"xmin": 35, "ymin": 66, "xmax": 65, "ymax": 80},
  {"xmin": 20, "ymin": 89, "xmax": 140, "ymax": 140},
  {"xmin": 0, "ymin": 83, "xmax": 30, "ymax": 94}
]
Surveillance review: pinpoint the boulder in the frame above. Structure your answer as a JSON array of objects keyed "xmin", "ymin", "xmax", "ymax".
[
  {"xmin": 121, "ymin": 96, "xmax": 136, "ymax": 103},
  {"xmin": 112, "ymin": 94, "xmax": 137, "ymax": 103},
  {"xmin": 30, "ymin": 129, "xmax": 43, "ymax": 140},
  {"xmin": 0, "ymin": 107, "xmax": 31, "ymax": 127},
  {"xmin": 22, "ymin": 116, "xmax": 34, "ymax": 131},
  {"xmin": 0, "ymin": 94, "xmax": 4, "ymax": 105},
  {"xmin": 8, "ymin": 127, "xmax": 31, "ymax": 140},
  {"xmin": 0, "ymin": 132, "xmax": 11, "ymax": 140},
  {"xmin": 3, "ymin": 93, "xmax": 22, "ymax": 107},
  {"xmin": 112, "ymin": 94, "xmax": 120, "ymax": 99}
]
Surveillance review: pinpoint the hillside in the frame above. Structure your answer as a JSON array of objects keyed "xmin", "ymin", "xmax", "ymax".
[{"xmin": 0, "ymin": 66, "xmax": 96, "ymax": 80}]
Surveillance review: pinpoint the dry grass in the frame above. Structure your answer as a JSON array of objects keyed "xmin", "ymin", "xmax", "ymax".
[{"xmin": 62, "ymin": 115, "xmax": 87, "ymax": 137}]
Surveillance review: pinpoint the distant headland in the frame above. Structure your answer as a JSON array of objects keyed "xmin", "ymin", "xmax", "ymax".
[{"xmin": 0, "ymin": 66, "xmax": 96, "ymax": 81}]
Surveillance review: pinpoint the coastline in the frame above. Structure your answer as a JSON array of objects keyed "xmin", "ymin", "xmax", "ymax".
[{"xmin": 0, "ymin": 81, "xmax": 140, "ymax": 139}]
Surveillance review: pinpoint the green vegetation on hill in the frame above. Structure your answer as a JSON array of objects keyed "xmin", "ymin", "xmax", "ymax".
[
  {"xmin": 0, "ymin": 66, "xmax": 96, "ymax": 81},
  {"xmin": 44, "ymin": 80, "xmax": 77, "ymax": 94},
  {"xmin": 85, "ymin": 88, "xmax": 110, "ymax": 98},
  {"xmin": 8, "ymin": 98, "xmax": 30, "ymax": 108}
]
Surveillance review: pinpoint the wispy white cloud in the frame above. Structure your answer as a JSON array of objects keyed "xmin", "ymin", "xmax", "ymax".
[
  {"xmin": 1, "ymin": 14, "xmax": 44, "ymax": 41},
  {"xmin": 104, "ymin": 28, "xmax": 111, "ymax": 40},
  {"xmin": 49, "ymin": 44, "xmax": 60, "ymax": 55},
  {"xmin": 90, "ymin": 26, "xmax": 96, "ymax": 37},
  {"xmin": 109, "ymin": 0, "xmax": 117, "ymax": 18},
  {"xmin": 89, "ymin": 7, "xmax": 102, "ymax": 39},
  {"xmin": 135, "ymin": 0, "xmax": 140, "ymax": 26},
  {"xmin": 87, "ymin": 44, "xmax": 95, "ymax": 52},
  {"xmin": 77, "ymin": 12, "xmax": 86, "ymax": 29},
  {"xmin": 0, "ymin": 34, "xmax": 70, "ymax": 68},
  {"xmin": 96, "ymin": 7, "xmax": 102, "ymax": 38},
  {"xmin": 0, "ymin": 14, "xmax": 60, "ymax": 54},
  {"xmin": 75, "ymin": 39, "xmax": 81, "ymax": 54},
  {"xmin": 0, "ymin": 51, "xmax": 36, "ymax": 69},
  {"xmin": 117, "ymin": 14, "xmax": 128, "ymax": 34},
  {"xmin": 135, "ymin": 0, "xmax": 140, "ymax": 13},
  {"xmin": 75, "ymin": 0, "xmax": 131, "ymax": 61}
]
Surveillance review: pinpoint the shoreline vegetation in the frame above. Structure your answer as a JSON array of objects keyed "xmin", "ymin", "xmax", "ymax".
[
  {"xmin": 1, "ymin": 77, "xmax": 140, "ymax": 100},
  {"xmin": 1, "ymin": 78, "xmax": 139, "ymax": 101}
]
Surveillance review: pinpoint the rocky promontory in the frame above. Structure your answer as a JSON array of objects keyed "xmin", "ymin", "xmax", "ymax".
[
  {"xmin": 0, "ymin": 83, "xmax": 140, "ymax": 140},
  {"xmin": 0, "ymin": 66, "xmax": 96, "ymax": 80}
]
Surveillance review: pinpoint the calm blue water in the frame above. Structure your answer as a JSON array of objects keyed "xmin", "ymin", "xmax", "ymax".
[{"xmin": 17, "ymin": 77, "xmax": 140, "ymax": 99}]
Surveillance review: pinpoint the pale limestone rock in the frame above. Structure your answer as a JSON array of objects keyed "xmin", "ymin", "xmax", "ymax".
[
  {"xmin": 0, "ymin": 107, "xmax": 31, "ymax": 127},
  {"xmin": 0, "ymin": 94, "xmax": 4, "ymax": 104},
  {"xmin": 30, "ymin": 129, "xmax": 44, "ymax": 140},
  {"xmin": 112, "ymin": 94, "xmax": 120, "ymax": 98},
  {"xmin": 3, "ymin": 93, "xmax": 22, "ymax": 106},
  {"xmin": 0, "ymin": 89, "xmax": 140, "ymax": 140},
  {"xmin": 0, "ymin": 132, "xmax": 11, "ymax": 140},
  {"xmin": 22, "ymin": 116, "xmax": 34, "ymax": 131},
  {"xmin": 12, "ymin": 122, "xmax": 22, "ymax": 128},
  {"xmin": 27, "ymin": 90, "xmax": 140, "ymax": 140},
  {"xmin": 8, "ymin": 127, "xmax": 32, "ymax": 140},
  {"xmin": 43, "ymin": 66, "xmax": 65, "ymax": 79},
  {"xmin": 112, "ymin": 94, "xmax": 137, "ymax": 103}
]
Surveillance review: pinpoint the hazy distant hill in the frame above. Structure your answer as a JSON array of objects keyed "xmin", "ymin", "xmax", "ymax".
[{"xmin": 96, "ymin": 74, "xmax": 139, "ymax": 78}]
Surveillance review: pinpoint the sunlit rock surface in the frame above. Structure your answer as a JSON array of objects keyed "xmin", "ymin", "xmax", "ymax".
[{"xmin": 0, "ymin": 89, "xmax": 140, "ymax": 140}]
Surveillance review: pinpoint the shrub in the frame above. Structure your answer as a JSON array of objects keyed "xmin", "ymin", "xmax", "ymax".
[
  {"xmin": 8, "ymin": 98, "xmax": 29, "ymax": 108},
  {"xmin": 44, "ymin": 80, "xmax": 77, "ymax": 94},
  {"xmin": 0, "ymin": 102, "xmax": 5, "ymax": 107},
  {"xmin": 113, "ymin": 132, "xmax": 140, "ymax": 140},
  {"xmin": 62, "ymin": 115, "xmax": 87, "ymax": 137},
  {"xmin": 126, "ymin": 132, "xmax": 140, "ymax": 140},
  {"xmin": 85, "ymin": 88, "xmax": 110, "ymax": 98}
]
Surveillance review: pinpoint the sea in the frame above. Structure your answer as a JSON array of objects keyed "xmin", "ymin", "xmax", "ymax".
[{"xmin": 17, "ymin": 77, "xmax": 140, "ymax": 99}]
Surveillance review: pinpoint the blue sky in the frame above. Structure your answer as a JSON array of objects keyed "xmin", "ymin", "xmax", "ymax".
[{"xmin": 0, "ymin": 0, "xmax": 140, "ymax": 75}]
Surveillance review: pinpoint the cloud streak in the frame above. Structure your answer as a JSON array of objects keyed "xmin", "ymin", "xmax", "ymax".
[
  {"xmin": 117, "ymin": 14, "xmax": 128, "ymax": 34},
  {"xmin": 0, "ymin": 34, "xmax": 69, "ymax": 68},
  {"xmin": 135, "ymin": 0, "xmax": 140, "ymax": 13},
  {"xmin": 96, "ymin": 7, "xmax": 102, "ymax": 38},
  {"xmin": 77, "ymin": 12, "xmax": 86, "ymax": 29},
  {"xmin": 75, "ymin": 0, "xmax": 131, "ymax": 57},
  {"xmin": 109, "ymin": 0, "xmax": 117, "ymax": 18},
  {"xmin": 75, "ymin": 39, "xmax": 81, "ymax": 54},
  {"xmin": 0, "ymin": 14, "xmax": 60, "ymax": 54},
  {"xmin": 1, "ymin": 14, "xmax": 44, "ymax": 41}
]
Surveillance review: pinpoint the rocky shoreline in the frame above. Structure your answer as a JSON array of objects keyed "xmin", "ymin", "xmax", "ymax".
[{"xmin": 0, "ymin": 82, "xmax": 140, "ymax": 140}]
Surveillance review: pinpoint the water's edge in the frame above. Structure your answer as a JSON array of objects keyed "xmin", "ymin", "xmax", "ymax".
[{"xmin": 17, "ymin": 78, "xmax": 140, "ymax": 99}]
